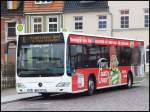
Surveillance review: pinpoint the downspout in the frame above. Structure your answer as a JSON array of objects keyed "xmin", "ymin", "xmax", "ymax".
[{"xmin": 108, "ymin": 12, "xmax": 113, "ymax": 37}]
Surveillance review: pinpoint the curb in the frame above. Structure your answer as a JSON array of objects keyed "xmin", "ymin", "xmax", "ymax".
[{"xmin": 1, "ymin": 94, "xmax": 40, "ymax": 104}]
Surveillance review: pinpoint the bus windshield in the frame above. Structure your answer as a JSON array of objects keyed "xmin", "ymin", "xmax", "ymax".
[{"xmin": 17, "ymin": 34, "xmax": 64, "ymax": 77}]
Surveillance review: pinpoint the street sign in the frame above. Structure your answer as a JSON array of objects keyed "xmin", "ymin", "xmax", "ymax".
[{"xmin": 16, "ymin": 24, "xmax": 24, "ymax": 35}]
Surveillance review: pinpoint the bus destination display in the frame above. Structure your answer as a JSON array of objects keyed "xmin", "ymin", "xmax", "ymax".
[{"xmin": 19, "ymin": 33, "xmax": 64, "ymax": 44}]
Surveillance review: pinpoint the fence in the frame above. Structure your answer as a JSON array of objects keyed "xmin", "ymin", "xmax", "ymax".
[{"xmin": 1, "ymin": 64, "xmax": 16, "ymax": 89}]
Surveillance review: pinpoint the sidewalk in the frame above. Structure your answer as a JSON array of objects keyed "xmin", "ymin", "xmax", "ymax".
[{"xmin": 1, "ymin": 88, "xmax": 39, "ymax": 104}]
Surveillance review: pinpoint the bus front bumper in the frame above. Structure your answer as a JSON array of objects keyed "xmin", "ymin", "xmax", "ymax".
[{"xmin": 16, "ymin": 82, "xmax": 72, "ymax": 94}]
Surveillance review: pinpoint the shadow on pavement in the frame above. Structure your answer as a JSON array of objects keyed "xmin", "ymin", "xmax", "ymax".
[{"xmin": 20, "ymin": 85, "xmax": 145, "ymax": 101}]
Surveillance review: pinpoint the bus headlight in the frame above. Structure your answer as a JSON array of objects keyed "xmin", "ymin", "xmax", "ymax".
[
  {"xmin": 17, "ymin": 83, "xmax": 26, "ymax": 88},
  {"xmin": 56, "ymin": 82, "xmax": 70, "ymax": 87}
]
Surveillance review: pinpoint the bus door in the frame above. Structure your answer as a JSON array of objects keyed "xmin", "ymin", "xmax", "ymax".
[
  {"xmin": 139, "ymin": 46, "xmax": 145, "ymax": 77},
  {"xmin": 131, "ymin": 46, "xmax": 145, "ymax": 82}
]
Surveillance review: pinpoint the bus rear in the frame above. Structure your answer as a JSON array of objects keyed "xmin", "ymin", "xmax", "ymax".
[{"xmin": 16, "ymin": 33, "xmax": 72, "ymax": 94}]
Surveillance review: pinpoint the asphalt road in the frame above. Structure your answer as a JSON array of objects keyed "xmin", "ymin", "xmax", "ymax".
[{"xmin": 1, "ymin": 77, "xmax": 149, "ymax": 111}]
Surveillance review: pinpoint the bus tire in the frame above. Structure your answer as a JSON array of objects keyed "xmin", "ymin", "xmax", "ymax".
[
  {"xmin": 126, "ymin": 72, "xmax": 133, "ymax": 88},
  {"xmin": 87, "ymin": 76, "xmax": 95, "ymax": 96}
]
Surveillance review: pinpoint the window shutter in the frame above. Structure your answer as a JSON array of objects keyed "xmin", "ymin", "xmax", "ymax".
[
  {"xmin": 7, "ymin": 1, "xmax": 12, "ymax": 9},
  {"xmin": 13, "ymin": 1, "xmax": 17, "ymax": 9},
  {"xmin": 7, "ymin": 1, "xmax": 19, "ymax": 9}
]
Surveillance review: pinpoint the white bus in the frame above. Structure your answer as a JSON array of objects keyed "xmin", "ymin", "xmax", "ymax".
[{"xmin": 16, "ymin": 32, "xmax": 145, "ymax": 96}]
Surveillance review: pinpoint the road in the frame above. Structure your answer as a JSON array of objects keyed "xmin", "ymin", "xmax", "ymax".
[{"xmin": 1, "ymin": 77, "xmax": 149, "ymax": 111}]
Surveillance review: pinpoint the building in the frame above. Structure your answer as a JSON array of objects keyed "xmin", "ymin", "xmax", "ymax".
[
  {"xmin": 108, "ymin": 1, "xmax": 149, "ymax": 73},
  {"xmin": 24, "ymin": 1, "xmax": 64, "ymax": 33},
  {"xmin": 1, "ymin": 1, "xmax": 24, "ymax": 64},
  {"xmin": 63, "ymin": 1, "xmax": 111, "ymax": 36}
]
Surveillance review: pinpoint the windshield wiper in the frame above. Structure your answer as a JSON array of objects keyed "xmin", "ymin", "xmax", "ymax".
[
  {"xmin": 17, "ymin": 68, "xmax": 37, "ymax": 71},
  {"xmin": 17, "ymin": 68, "xmax": 52, "ymax": 71}
]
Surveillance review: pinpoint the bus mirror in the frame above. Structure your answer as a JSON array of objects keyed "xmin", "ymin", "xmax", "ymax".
[
  {"xmin": 67, "ymin": 72, "xmax": 72, "ymax": 76},
  {"xmin": 67, "ymin": 67, "xmax": 76, "ymax": 76}
]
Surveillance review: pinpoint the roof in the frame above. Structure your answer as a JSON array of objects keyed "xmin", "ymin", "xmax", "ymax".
[
  {"xmin": 1, "ymin": 1, "xmax": 23, "ymax": 16},
  {"xmin": 64, "ymin": 1, "xmax": 109, "ymax": 13}
]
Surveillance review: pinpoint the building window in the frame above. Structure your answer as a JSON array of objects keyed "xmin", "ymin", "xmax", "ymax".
[
  {"xmin": 48, "ymin": 16, "xmax": 58, "ymax": 32},
  {"xmin": 32, "ymin": 17, "xmax": 42, "ymax": 33},
  {"xmin": 99, "ymin": 16, "xmax": 107, "ymax": 30},
  {"xmin": 7, "ymin": 1, "xmax": 19, "ymax": 9},
  {"xmin": 146, "ymin": 46, "xmax": 149, "ymax": 64},
  {"xmin": 144, "ymin": 15, "xmax": 149, "ymax": 27},
  {"xmin": 144, "ymin": 8, "xmax": 149, "ymax": 28},
  {"xmin": 35, "ymin": 0, "xmax": 52, "ymax": 4},
  {"xmin": 7, "ymin": 22, "xmax": 16, "ymax": 37},
  {"xmin": 120, "ymin": 10, "xmax": 129, "ymax": 28},
  {"xmin": 74, "ymin": 16, "xmax": 83, "ymax": 31}
]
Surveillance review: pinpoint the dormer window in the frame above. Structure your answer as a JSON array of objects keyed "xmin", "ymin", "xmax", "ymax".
[
  {"xmin": 7, "ymin": 1, "xmax": 20, "ymax": 10},
  {"xmin": 144, "ymin": 8, "xmax": 149, "ymax": 28},
  {"xmin": 35, "ymin": 0, "xmax": 52, "ymax": 4},
  {"xmin": 80, "ymin": 1, "xmax": 95, "ymax": 4}
]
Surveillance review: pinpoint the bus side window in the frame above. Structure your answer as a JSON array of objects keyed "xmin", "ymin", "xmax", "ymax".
[
  {"xmin": 70, "ymin": 44, "xmax": 83, "ymax": 69},
  {"xmin": 131, "ymin": 46, "xmax": 141, "ymax": 66},
  {"xmin": 117, "ymin": 46, "xmax": 132, "ymax": 66}
]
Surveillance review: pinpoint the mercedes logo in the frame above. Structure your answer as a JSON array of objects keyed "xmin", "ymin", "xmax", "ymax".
[{"xmin": 38, "ymin": 82, "xmax": 42, "ymax": 87}]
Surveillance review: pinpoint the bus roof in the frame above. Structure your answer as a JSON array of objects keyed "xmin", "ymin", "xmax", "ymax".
[
  {"xmin": 66, "ymin": 32, "xmax": 144, "ymax": 42},
  {"xmin": 18, "ymin": 32, "xmax": 144, "ymax": 42}
]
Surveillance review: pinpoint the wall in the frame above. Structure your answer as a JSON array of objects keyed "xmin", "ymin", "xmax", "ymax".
[
  {"xmin": 64, "ymin": 11, "xmax": 112, "ymax": 36},
  {"xmin": 109, "ymin": 1, "xmax": 149, "ymax": 29},
  {"xmin": 112, "ymin": 29, "xmax": 149, "ymax": 47}
]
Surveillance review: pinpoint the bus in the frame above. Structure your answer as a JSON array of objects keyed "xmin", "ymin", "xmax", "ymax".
[{"xmin": 16, "ymin": 32, "xmax": 145, "ymax": 96}]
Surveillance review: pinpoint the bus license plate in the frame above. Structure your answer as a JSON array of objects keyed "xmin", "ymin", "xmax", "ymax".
[{"xmin": 34, "ymin": 89, "xmax": 47, "ymax": 92}]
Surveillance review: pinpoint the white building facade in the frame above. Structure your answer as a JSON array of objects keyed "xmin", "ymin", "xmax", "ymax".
[
  {"xmin": 109, "ymin": 1, "xmax": 149, "ymax": 73},
  {"xmin": 63, "ymin": 1, "xmax": 111, "ymax": 36},
  {"xmin": 63, "ymin": 11, "xmax": 112, "ymax": 36}
]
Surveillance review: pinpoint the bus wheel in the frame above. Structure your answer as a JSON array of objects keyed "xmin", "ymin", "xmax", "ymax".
[
  {"xmin": 126, "ymin": 73, "xmax": 133, "ymax": 88},
  {"xmin": 87, "ymin": 77, "xmax": 95, "ymax": 96}
]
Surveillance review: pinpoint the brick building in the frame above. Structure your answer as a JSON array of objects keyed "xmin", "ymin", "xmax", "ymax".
[{"xmin": 1, "ymin": 1, "xmax": 24, "ymax": 64}]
